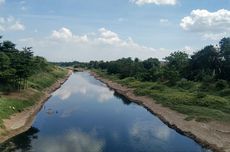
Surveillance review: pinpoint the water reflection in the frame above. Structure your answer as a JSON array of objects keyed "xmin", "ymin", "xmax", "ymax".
[
  {"xmin": 0, "ymin": 127, "xmax": 39, "ymax": 152},
  {"xmin": 34, "ymin": 129, "xmax": 104, "ymax": 152},
  {"xmin": 60, "ymin": 107, "xmax": 79, "ymax": 118},
  {"xmin": 0, "ymin": 72, "xmax": 210, "ymax": 152},
  {"xmin": 130, "ymin": 120, "xmax": 171, "ymax": 142},
  {"xmin": 53, "ymin": 73, "xmax": 114, "ymax": 103},
  {"xmin": 114, "ymin": 92, "xmax": 132, "ymax": 105}
]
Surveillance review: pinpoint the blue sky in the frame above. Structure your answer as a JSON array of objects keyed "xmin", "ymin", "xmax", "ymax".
[{"xmin": 0, "ymin": 0, "xmax": 230, "ymax": 61}]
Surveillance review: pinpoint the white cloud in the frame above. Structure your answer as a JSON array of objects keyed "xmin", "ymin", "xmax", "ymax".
[
  {"xmin": 131, "ymin": 0, "xmax": 177, "ymax": 5},
  {"xmin": 97, "ymin": 28, "xmax": 121, "ymax": 45},
  {"xmin": 182, "ymin": 46, "xmax": 195, "ymax": 55},
  {"xmin": 50, "ymin": 27, "xmax": 88, "ymax": 42},
  {"xmin": 0, "ymin": 0, "xmax": 5, "ymax": 6},
  {"xmin": 0, "ymin": 16, "xmax": 25, "ymax": 31},
  {"xmin": 202, "ymin": 32, "xmax": 227, "ymax": 41},
  {"xmin": 18, "ymin": 27, "xmax": 174, "ymax": 61},
  {"xmin": 180, "ymin": 9, "xmax": 230, "ymax": 40}
]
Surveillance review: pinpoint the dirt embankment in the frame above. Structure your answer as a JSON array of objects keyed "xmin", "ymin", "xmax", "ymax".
[
  {"xmin": 90, "ymin": 71, "xmax": 230, "ymax": 152},
  {"xmin": 0, "ymin": 70, "xmax": 72, "ymax": 143}
]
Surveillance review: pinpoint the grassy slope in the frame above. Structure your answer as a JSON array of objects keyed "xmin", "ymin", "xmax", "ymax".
[
  {"xmin": 94, "ymin": 69, "xmax": 230, "ymax": 122},
  {"xmin": 0, "ymin": 66, "xmax": 68, "ymax": 128}
]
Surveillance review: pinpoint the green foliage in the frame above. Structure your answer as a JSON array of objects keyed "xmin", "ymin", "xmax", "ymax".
[
  {"xmin": 95, "ymin": 70, "xmax": 230, "ymax": 122},
  {"xmin": 176, "ymin": 79, "xmax": 195, "ymax": 90},
  {"xmin": 164, "ymin": 51, "xmax": 189, "ymax": 78},
  {"xmin": 0, "ymin": 98, "xmax": 34, "ymax": 127},
  {"xmin": 196, "ymin": 92, "xmax": 207, "ymax": 98},
  {"xmin": 150, "ymin": 84, "xmax": 165, "ymax": 91},
  {"xmin": 0, "ymin": 66, "xmax": 67, "ymax": 127},
  {"xmin": 215, "ymin": 80, "xmax": 229, "ymax": 90},
  {"xmin": 190, "ymin": 45, "xmax": 220, "ymax": 81},
  {"xmin": 28, "ymin": 67, "xmax": 67, "ymax": 90},
  {"xmin": 0, "ymin": 38, "xmax": 50, "ymax": 91},
  {"xmin": 0, "ymin": 37, "xmax": 68, "ymax": 127},
  {"xmin": 219, "ymin": 89, "xmax": 230, "ymax": 97}
]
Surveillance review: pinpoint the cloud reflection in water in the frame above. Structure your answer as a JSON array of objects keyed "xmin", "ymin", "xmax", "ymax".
[
  {"xmin": 34, "ymin": 129, "xmax": 105, "ymax": 152},
  {"xmin": 53, "ymin": 73, "xmax": 114, "ymax": 102},
  {"xmin": 129, "ymin": 120, "xmax": 171, "ymax": 151}
]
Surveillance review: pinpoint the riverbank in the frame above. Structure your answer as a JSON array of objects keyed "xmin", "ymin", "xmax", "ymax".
[
  {"xmin": 0, "ymin": 69, "xmax": 72, "ymax": 143},
  {"xmin": 90, "ymin": 71, "xmax": 230, "ymax": 152}
]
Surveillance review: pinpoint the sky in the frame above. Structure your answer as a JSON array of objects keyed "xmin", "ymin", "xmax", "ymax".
[{"xmin": 0, "ymin": 0, "xmax": 230, "ymax": 62}]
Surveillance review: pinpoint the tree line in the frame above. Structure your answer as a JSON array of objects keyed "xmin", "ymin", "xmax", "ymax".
[
  {"xmin": 0, "ymin": 36, "xmax": 50, "ymax": 91},
  {"xmin": 83, "ymin": 37, "xmax": 230, "ymax": 85}
]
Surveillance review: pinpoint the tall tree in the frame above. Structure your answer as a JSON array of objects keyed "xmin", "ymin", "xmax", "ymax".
[
  {"xmin": 219, "ymin": 38, "xmax": 230, "ymax": 80},
  {"xmin": 190, "ymin": 45, "xmax": 220, "ymax": 80},
  {"xmin": 164, "ymin": 51, "xmax": 189, "ymax": 78}
]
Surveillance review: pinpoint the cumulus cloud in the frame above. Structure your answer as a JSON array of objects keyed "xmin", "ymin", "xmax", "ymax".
[
  {"xmin": 98, "ymin": 28, "xmax": 121, "ymax": 45},
  {"xmin": 18, "ymin": 27, "xmax": 174, "ymax": 61},
  {"xmin": 51, "ymin": 27, "xmax": 88, "ymax": 42},
  {"xmin": 0, "ymin": 16, "xmax": 25, "ymax": 31},
  {"xmin": 180, "ymin": 9, "xmax": 230, "ymax": 40},
  {"xmin": 131, "ymin": 0, "xmax": 177, "ymax": 5}
]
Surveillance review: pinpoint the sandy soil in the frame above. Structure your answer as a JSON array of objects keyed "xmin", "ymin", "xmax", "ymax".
[
  {"xmin": 90, "ymin": 71, "xmax": 230, "ymax": 152},
  {"xmin": 0, "ymin": 70, "xmax": 72, "ymax": 143}
]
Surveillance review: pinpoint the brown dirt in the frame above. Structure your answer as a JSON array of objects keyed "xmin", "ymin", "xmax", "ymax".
[
  {"xmin": 0, "ymin": 70, "xmax": 72, "ymax": 143},
  {"xmin": 90, "ymin": 71, "xmax": 230, "ymax": 152}
]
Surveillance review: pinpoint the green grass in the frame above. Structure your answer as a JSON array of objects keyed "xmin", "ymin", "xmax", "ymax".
[
  {"xmin": 0, "ymin": 98, "xmax": 34, "ymax": 128},
  {"xmin": 93, "ymin": 69, "xmax": 230, "ymax": 122},
  {"xmin": 28, "ymin": 66, "xmax": 68, "ymax": 91},
  {"xmin": 0, "ymin": 66, "xmax": 68, "ymax": 128}
]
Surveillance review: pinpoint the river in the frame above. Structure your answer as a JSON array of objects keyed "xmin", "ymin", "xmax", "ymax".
[{"xmin": 0, "ymin": 72, "xmax": 211, "ymax": 152}]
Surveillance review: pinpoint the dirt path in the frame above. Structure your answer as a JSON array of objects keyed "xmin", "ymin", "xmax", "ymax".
[
  {"xmin": 0, "ymin": 70, "xmax": 72, "ymax": 143},
  {"xmin": 90, "ymin": 71, "xmax": 230, "ymax": 152}
]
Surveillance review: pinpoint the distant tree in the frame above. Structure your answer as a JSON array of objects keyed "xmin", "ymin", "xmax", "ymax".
[
  {"xmin": 143, "ymin": 58, "xmax": 160, "ymax": 70},
  {"xmin": 190, "ymin": 45, "xmax": 221, "ymax": 81},
  {"xmin": 164, "ymin": 51, "xmax": 189, "ymax": 79}
]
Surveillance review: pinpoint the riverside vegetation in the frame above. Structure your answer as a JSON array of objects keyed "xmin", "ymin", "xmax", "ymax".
[
  {"xmin": 60, "ymin": 37, "xmax": 230, "ymax": 123},
  {"xmin": 0, "ymin": 37, "xmax": 68, "ymax": 129}
]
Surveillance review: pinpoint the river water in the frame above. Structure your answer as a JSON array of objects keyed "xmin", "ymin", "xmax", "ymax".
[{"xmin": 0, "ymin": 72, "xmax": 211, "ymax": 152}]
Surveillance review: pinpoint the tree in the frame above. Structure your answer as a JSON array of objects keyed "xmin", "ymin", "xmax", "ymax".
[
  {"xmin": 190, "ymin": 45, "xmax": 220, "ymax": 81},
  {"xmin": 0, "ymin": 52, "xmax": 10, "ymax": 82},
  {"xmin": 219, "ymin": 38, "xmax": 230, "ymax": 80},
  {"xmin": 0, "ymin": 37, "xmax": 51, "ymax": 91},
  {"xmin": 164, "ymin": 51, "xmax": 189, "ymax": 79},
  {"xmin": 143, "ymin": 58, "xmax": 160, "ymax": 70}
]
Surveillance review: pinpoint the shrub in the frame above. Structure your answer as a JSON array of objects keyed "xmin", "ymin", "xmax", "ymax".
[
  {"xmin": 177, "ymin": 79, "xmax": 194, "ymax": 90},
  {"xmin": 150, "ymin": 84, "xmax": 165, "ymax": 91},
  {"xmin": 196, "ymin": 95, "xmax": 228, "ymax": 108},
  {"xmin": 219, "ymin": 89, "xmax": 230, "ymax": 97},
  {"xmin": 196, "ymin": 92, "xmax": 207, "ymax": 98},
  {"xmin": 215, "ymin": 80, "xmax": 228, "ymax": 90}
]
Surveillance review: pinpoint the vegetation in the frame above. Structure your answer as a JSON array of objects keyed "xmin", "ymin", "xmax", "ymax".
[
  {"xmin": 0, "ymin": 36, "xmax": 54, "ymax": 91},
  {"xmin": 69, "ymin": 37, "xmax": 230, "ymax": 122},
  {"xmin": 0, "ymin": 37, "xmax": 68, "ymax": 128}
]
